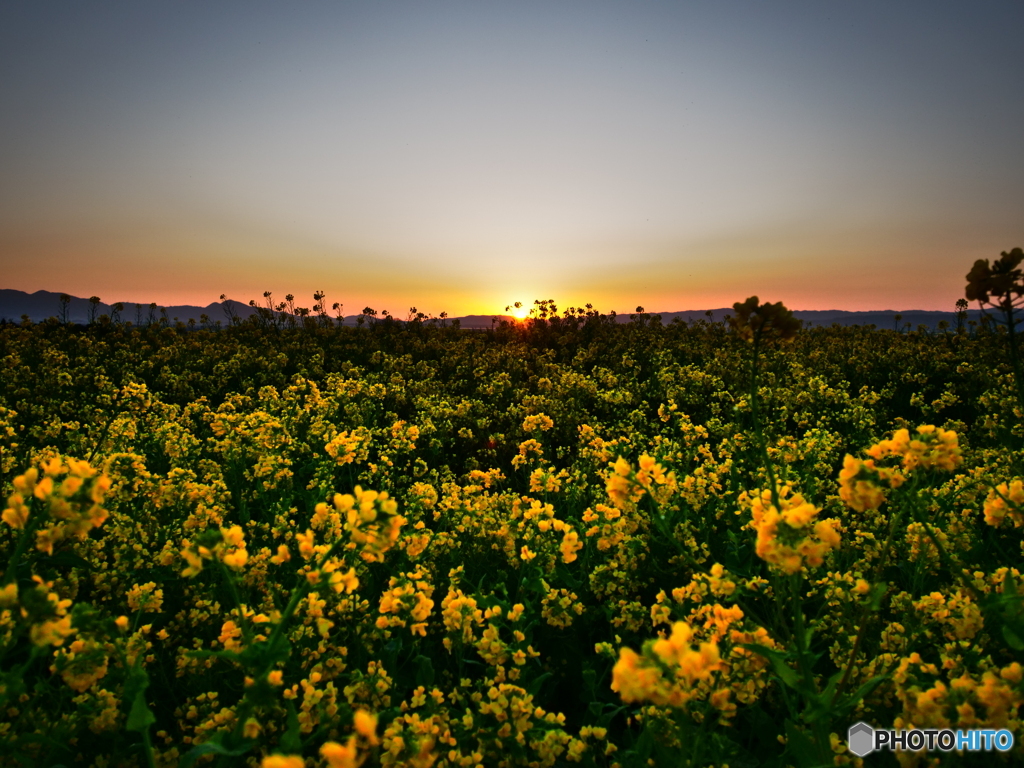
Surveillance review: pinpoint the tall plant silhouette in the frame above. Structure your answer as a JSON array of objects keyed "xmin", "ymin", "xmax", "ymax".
[{"xmin": 966, "ymin": 247, "xmax": 1024, "ymax": 413}]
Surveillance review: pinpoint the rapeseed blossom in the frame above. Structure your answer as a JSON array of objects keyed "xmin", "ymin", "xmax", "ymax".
[
  {"xmin": 2, "ymin": 457, "xmax": 111, "ymax": 553},
  {"xmin": 838, "ymin": 454, "xmax": 905, "ymax": 512},
  {"xmin": 611, "ymin": 621, "xmax": 721, "ymax": 708},
  {"xmin": 866, "ymin": 425, "xmax": 962, "ymax": 472},
  {"xmin": 741, "ymin": 485, "xmax": 840, "ymax": 574}
]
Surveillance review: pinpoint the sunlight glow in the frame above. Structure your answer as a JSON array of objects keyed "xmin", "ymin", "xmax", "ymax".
[{"xmin": 507, "ymin": 302, "xmax": 529, "ymax": 320}]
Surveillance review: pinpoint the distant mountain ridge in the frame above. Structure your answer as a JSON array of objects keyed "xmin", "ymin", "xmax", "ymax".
[{"xmin": 0, "ymin": 289, "xmax": 983, "ymax": 330}]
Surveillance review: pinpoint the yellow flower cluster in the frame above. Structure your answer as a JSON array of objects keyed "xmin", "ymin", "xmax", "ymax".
[
  {"xmin": 522, "ymin": 413, "xmax": 554, "ymax": 432},
  {"xmin": 325, "ymin": 428, "xmax": 372, "ymax": 465},
  {"xmin": 983, "ymin": 479, "xmax": 1024, "ymax": 528},
  {"xmin": 19, "ymin": 576, "xmax": 76, "ymax": 647},
  {"xmin": 180, "ymin": 524, "xmax": 249, "ymax": 577},
  {"xmin": 838, "ymin": 454, "xmax": 905, "ymax": 512},
  {"xmin": 376, "ymin": 567, "xmax": 435, "ymax": 636},
  {"xmin": 605, "ymin": 453, "xmax": 676, "ymax": 508},
  {"xmin": 126, "ymin": 581, "xmax": 164, "ymax": 613},
  {"xmin": 540, "ymin": 586, "xmax": 584, "ymax": 628},
  {"xmin": 50, "ymin": 637, "xmax": 109, "ymax": 692},
  {"xmin": 2, "ymin": 456, "xmax": 110, "ymax": 554},
  {"xmin": 335, "ymin": 487, "xmax": 406, "ymax": 563},
  {"xmin": 865, "ymin": 425, "xmax": 963, "ymax": 472},
  {"xmin": 611, "ymin": 621, "xmax": 721, "ymax": 708},
  {"xmin": 894, "ymin": 653, "xmax": 1023, "ymax": 740},
  {"xmin": 741, "ymin": 485, "xmax": 840, "ymax": 574}
]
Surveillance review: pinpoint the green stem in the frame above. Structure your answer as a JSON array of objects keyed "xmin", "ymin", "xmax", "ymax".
[
  {"xmin": 87, "ymin": 407, "xmax": 123, "ymax": 463},
  {"xmin": 216, "ymin": 559, "xmax": 254, "ymax": 645},
  {"xmin": 141, "ymin": 727, "xmax": 157, "ymax": 768},
  {"xmin": 749, "ymin": 334, "xmax": 781, "ymax": 509},
  {"xmin": 788, "ymin": 575, "xmax": 832, "ymax": 766},
  {"xmin": 916, "ymin": 513, "xmax": 984, "ymax": 603},
  {"xmin": 832, "ymin": 480, "xmax": 915, "ymax": 704},
  {"xmin": 686, "ymin": 705, "xmax": 711, "ymax": 767}
]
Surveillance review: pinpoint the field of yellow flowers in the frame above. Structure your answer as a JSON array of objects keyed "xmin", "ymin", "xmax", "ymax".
[{"xmin": 2, "ymin": 280, "xmax": 1024, "ymax": 767}]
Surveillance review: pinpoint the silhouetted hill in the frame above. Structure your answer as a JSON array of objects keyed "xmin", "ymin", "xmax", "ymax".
[
  {"xmin": 0, "ymin": 289, "xmax": 984, "ymax": 331},
  {"xmin": 0, "ymin": 289, "xmax": 262, "ymax": 326}
]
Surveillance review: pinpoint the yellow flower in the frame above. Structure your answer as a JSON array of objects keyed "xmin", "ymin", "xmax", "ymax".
[
  {"xmin": 353, "ymin": 709, "xmax": 379, "ymax": 745},
  {"xmin": 261, "ymin": 756, "xmax": 305, "ymax": 768},
  {"xmin": 742, "ymin": 486, "xmax": 840, "ymax": 574},
  {"xmin": 522, "ymin": 413, "xmax": 554, "ymax": 432},
  {"xmin": 1, "ymin": 497, "xmax": 28, "ymax": 529},
  {"xmin": 219, "ymin": 620, "xmax": 243, "ymax": 651},
  {"xmin": 328, "ymin": 566, "xmax": 359, "ymax": 595},
  {"xmin": 0, "ymin": 582, "xmax": 18, "ymax": 607},
  {"xmin": 560, "ymin": 529, "xmax": 582, "ymax": 564},
  {"xmin": 321, "ymin": 738, "xmax": 359, "ymax": 768},
  {"xmin": 866, "ymin": 425, "xmax": 962, "ymax": 473},
  {"xmin": 611, "ymin": 622, "xmax": 721, "ymax": 708},
  {"xmin": 983, "ymin": 480, "xmax": 1024, "ymax": 528},
  {"xmin": 126, "ymin": 582, "xmax": 164, "ymax": 613},
  {"xmin": 32, "ymin": 616, "xmax": 75, "ymax": 647}
]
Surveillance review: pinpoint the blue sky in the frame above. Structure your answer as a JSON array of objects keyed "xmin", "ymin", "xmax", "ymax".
[{"xmin": 1, "ymin": 1, "xmax": 1021, "ymax": 315}]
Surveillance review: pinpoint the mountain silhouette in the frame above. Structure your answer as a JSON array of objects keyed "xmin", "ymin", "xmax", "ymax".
[{"xmin": 0, "ymin": 289, "xmax": 982, "ymax": 331}]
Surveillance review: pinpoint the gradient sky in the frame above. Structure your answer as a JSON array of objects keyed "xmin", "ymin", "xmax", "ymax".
[{"xmin": 2, "ymin": 1, "xmax": 1022, "ymax": 316}]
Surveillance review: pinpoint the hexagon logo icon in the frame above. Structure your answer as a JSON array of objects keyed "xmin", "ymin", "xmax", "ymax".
[{"xmin": 847, "ymin": 722, "xmax": 875, "ymax": 757}]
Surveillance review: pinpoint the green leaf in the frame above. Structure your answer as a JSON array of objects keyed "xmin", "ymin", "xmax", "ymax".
[
  {"xmin": 746, "ymin": 703, "xmax": 783, "ymax": 753},
  {"xmin": 279, "ymin": 700, "xmax": 302, "ymax": 754},
  {"xmin": 1003, "ymin": 624, "xmax": 1024, "ymax": 650},
  {"xmin": 632, "ymin": 722, "xmax": 655, "ymax": 764},
  {"xmin": 47, "ymin": 551, "xmax": 93, "ymax": 571},
  {"xmin": 1005, "ymin": 570, "xmax": 1019, "ymax": 597},
  {"xmin": 180, "ymin": 739, "xmax": 253, "ymax": 768},
  {"xmin": 414, "ymin": 654, "xmax": 435, "ymax": 687},
  {"xmin": 600, "ymin": 703, "xmax": 627, "ymax": 728},
  {"xmin": 868, "ymin": 582, "xmax": 888, "ymax": 612},
  {"xmin": 841, "ymin": 674, "xmax": 890, "ymax": 713},
  {"xmin": 126, "ymin": 690, "xmax": 156, "ymax": 732},
  {"xmin": 526, "ymin": 671, "xmax": 553, "ymax": 697},
  {"xmin": 581, "ymin": 667, "xmax": 597, "ymax": 694},
  {"xmin": 783, "ymin": 719, "xmax": 827, "ymax": 768},
  {"xmin": 124, "ymin": 667, "xmax": 154, "ymax": 732},
  {"xmin": 739, "ymin": 643, "xmax": 800, "ymax": 690}
]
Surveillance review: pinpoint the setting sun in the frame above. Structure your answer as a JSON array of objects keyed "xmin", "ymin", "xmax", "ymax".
[{"xmin": 506, "ymin": 302, "xmax": 529, "ymax": 320}]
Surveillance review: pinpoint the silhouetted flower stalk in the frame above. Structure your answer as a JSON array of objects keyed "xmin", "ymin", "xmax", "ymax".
[
  {"xmin": 955, "ymin": 297, "xmax": 969, "ymax": 334},
  {"xmin": 58, "ymin": 294, "xmax": 71, "ymax": 324},
  {"xmin": 729, "ymin": 296, "xmax": 801, "ymax": 509}
]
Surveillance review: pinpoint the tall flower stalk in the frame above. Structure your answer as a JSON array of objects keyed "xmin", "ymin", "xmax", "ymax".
[{"xmin": 729, "ymin": 296, "xmax": 801, "ymax": 507}]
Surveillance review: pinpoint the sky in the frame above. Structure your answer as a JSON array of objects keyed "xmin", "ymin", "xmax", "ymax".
[{"xmin": 1, "ymin": 1, "xmax": 1022, "ymax": 316}]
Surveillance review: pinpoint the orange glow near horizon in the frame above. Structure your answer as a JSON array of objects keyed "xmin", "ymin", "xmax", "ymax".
[
  {"xmin": 507, "ymin": 302, "xmax": 530, "ymax": 319},
  {"xmin": 1, "ymin": 5, "xmax": 1021, "ymax": 317}
]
